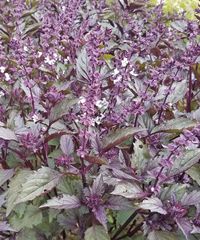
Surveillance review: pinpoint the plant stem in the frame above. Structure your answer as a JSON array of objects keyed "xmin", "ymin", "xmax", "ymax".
[
  {"xmin": 111, "ymin": 210, "xmax": 139, "ymax": 240},
  {"xmin": 128, "ymin": 222, "xmax": 143, "ymax": 237},
  {"xmin": 186, "ymin": 66, "xmax": 192, "ymax": 113},
  {"xmin": 157, "ymin": 69, "xmax": 179, "ymax": 124}
]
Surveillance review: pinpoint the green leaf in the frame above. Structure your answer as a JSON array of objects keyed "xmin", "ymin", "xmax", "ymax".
[
  {"xmin": 57, "ymin": 176, "xmax": 82, "ymax": 195},
  {"xmin": 84, "ymin": 225, "xmax": 110, "ymax": 240},
  {"xmin": 48, "ymin": 209, "xmax": 60, "ymax": 223},
  {"xmin": 160, "ymin": 184, "xmax": 187, "ymax": 202},
  {"xmin": 103, "ymin": 54, "xmax": 114, "ymax": 62},
  {"xmin": 187, "ymin": 164, "xmax": 200, "ymax": 185},
  {"xmin": 170, "ymin": 149, "xmax": 200, "ymax": 176},
  {"xmin": 102, "ymin": 127, "xmax": 145, "ymax": 152},
  {"xmin": 132, "ymin": 234, "xmax": 145, "ymax": 240},
  {"xmin": 116, "ymin": 210, "xmax": 134, "ymax": 227},
  {"xmin": 6, "ymin": 170, "xmax": 31, "ymax": 216},
  {"xmin": 16, "ymin": 229, "xmax": 38, "ymax": 240},
  {"xmin": 152, "ymin": 118, "xmax": 197, "ymax": 133},
  {"xmin": 0, "ymin": 169, "xmax": 14, "ymax": 186},
  {"xmin": 0, "ymin": 127, "xmax": 17, "ymax": 141},
  {"xmin": 10, "ymin": 204, "xmax": 43, "ymax": 231},
  {"xmin": 131, "ymin": 139, "xmax": 151, "ymax": 173},
  {"xmin": 148, "ymin": 231, "xmax": 178, "ymax": 240},
  {"xmin": 16, "ymin": 167, "xmax": 62, "ymax": 204}
]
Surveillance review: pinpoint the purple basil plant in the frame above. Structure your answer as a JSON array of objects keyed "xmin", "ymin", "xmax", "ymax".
[{"xmin": 0, "ymin": 0, "xmax": 199, "ymax": 239}]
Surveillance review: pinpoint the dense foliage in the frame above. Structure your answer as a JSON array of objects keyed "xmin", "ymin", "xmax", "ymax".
[
  {"xmin": 0, "ymin": 0, "xmax": 200, "ymax": 239},
  {"xmin": 150, "ymin": 0, "xmax": 199, "ymax": 19}
]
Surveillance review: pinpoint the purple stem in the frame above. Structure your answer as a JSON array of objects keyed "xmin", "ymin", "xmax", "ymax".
[{"xmin": 186, "ymin": 66, "xmax": 192, "ymax": 113}]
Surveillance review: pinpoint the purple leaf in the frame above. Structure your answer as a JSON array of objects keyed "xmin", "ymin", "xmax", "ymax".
[
  {"xmin": 139, "ymin": 197, "xmax": 167, "ymax": 215},
  {"xmin": 0, "ymin": 221, "xmax": 17, "ymax": 232},
  {"xmin": 0, "ymin": 169, "xmax": 14, "ymax": 186},
  {"xmin": 111, "ymin": 168, "xmax": 138, "ymax": 181},
  {"xmin": 60, "ymin": 135, "xmax": 74, "ymax": 156},
  {"xmin": 0, "ymin": 195, "xmax": 5, "ymax": 207},
  {"xmin": 93, "ymin": 206, "xmax": 107, "ymax": 230},
  {"xmin": 106, "ymin": 196, "xmax": 133, "ymax": 210},
  {"xmin": 0, "ymin": 127, "xmax": 17, "ymax": 141},
  {"xmin": 102, "ymin": 127, "xmax": 146, "ymax": 153},
  {"xmin": 181, "ymin": 191, "xmax": 200, "ymax": 206},
  {"xmin": 175, "ymin": 218, "xmax": 192, "ymax": 240},
  {"xmin": 91, "ymin": 174, "xmax": 105, "ymax": 196},
  {"xmin": 111, "ymin": 181, "xmax": 144, "ymax": 199},
  {"xmin": 170, "ymin": 149, "xmax": 200, "ymax": 176},
  {"xmin": 191, "ymin": 225, "xmax": 200, "ymax": 234},
  {"xmin": 40, "ymin": 194, "xmax": 81, "ymax": 209}
]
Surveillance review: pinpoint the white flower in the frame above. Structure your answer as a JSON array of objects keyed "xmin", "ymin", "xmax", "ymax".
[
  {"xmin": 5, "ymin": 73, "xmax": 10, "ymax": 81},
  {"xmin": 53, "ymin": 53, "xmax": 59, "ymax": 60},
  {"xmin": 95, "ymin": 98, "xmax": 108, "ymax": 110},
  {"xmin": 42, "ymin": 126, "xmax": 47, "ymax": 131},
  {"xmin": 130, "ymin": 69, "xmax": 138, "ymax": 77},
  {"xmin": 38, "ymin": 51, "xmax": 42, "ymax": 57},
  {"xmin": 121, "ymin": 57, "xmax": 129, "ymax": 67},
  {"xmin": 32, "ymin": 114, "xmax": 40, "ymax": 123},
  {"xmin": 64, "ymin": 57, "xmax": 70, "ymax": 64},
  {"xmin": 44, "ymin": 56, "xmax": 56, "ymax": 65},
  {"xmin": 0, "ymin": 91, "xmax": 5, "ymax": 97},
  {"xmin": 113, "ymin": 68, "xmax": 120, "ymax": 76},
  {"xmin": 0, "ymin": 66, "xmax": 6, "ymax": 73},
  {"xmin": 62, "ymin": 6, "xmax": 66, "ymax": 11},
  {"xmin": 79, "ymin": 96, "xmax": 86, "ymax": 104},
  {"xmin": 94, "ymin": 114, "xmax": 105, "ymax": 125},
  {"xmin": 23, "ymin": 46, "xmax": 29, "ymax": 52},
  {"xmin": 113, "ymin": 75, "xmax": 122, "ymax": 84}
]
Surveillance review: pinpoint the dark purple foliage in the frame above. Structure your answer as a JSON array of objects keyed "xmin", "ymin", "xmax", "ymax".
[{"xmin": 0, "ymin": 0, "xmax": 199, "ymax": 239}]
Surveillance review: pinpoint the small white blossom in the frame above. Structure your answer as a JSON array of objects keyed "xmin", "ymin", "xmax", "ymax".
[
  {"xmin": 44, "ymin": 56, "xmax": 56, "ymax": 65},
  {"xmin": 94, "ymin": 113, "xmax": 105, "ymax": 125},
  {"xmin": 0, "ymin": 66, "xmax": 6, "ymax": 73},
  {"xmin": 42, "ymin": 126, "xmax": 47, "ymax": 131},
  {"xmin": 0, "ymin": 91, "xmax": 5, "ymax": 97},
  {"xmin": 23, "ymin": 46, "xmax": 29, "ymax": 52},
  {"xmin": 113, "ymin": 75, "xmax": 122, "ymax": 84},
  {"xmin": 38, "ymin": 51, "xmax": 42, "ymax": 57},
  {"xmin": 121, "ymin": 57, "xmax": 129, "ymax": 67},
  {"xmin": 62, "ymin": 6, "xmax": 66, "ymax": 11},
  {"xmin": 5, "ymin": 73, "xmax": 11, "ymax": 81},
  {"xmin": 130, "ymin": 69, "xmax": 138, "ymax": 77},
  {"xmin": 113, "ymin": 68, "xmax": 120, "ymax": 76},
  {"xmin": 79, "ymin": 96, "xmax": 86, "ymax": 104},
  {"xmin": 64, "ymin": 57, "xmax": 70, "ymax": 64},
  {"xmin": 95, "ymin": 98, "xmax": 108, "ymax": 110},
  {"xmin": 53, "ymin": 53, "xmax": 59, "ymax": 60},
  {"xmin": 32, "ymin": 114, "xmax": 40, "ymax": 123}
]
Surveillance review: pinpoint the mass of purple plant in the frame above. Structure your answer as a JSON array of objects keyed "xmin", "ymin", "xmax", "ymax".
[{"xmin": 0, "ymin": 0, "xmax": 200, "ymax": 239}]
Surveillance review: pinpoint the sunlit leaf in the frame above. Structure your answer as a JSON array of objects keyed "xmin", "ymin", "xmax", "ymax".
[
  {"xmin": 40, "ymin": 194, "xmax": 80, "ymax": 209},
  {"xmin": 16, "ymin": 167, "xmax": 62, "ymax": 203},
  {"xmin": 139, "ymin": 197, "xmax": 167, "ymax": 215}
]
